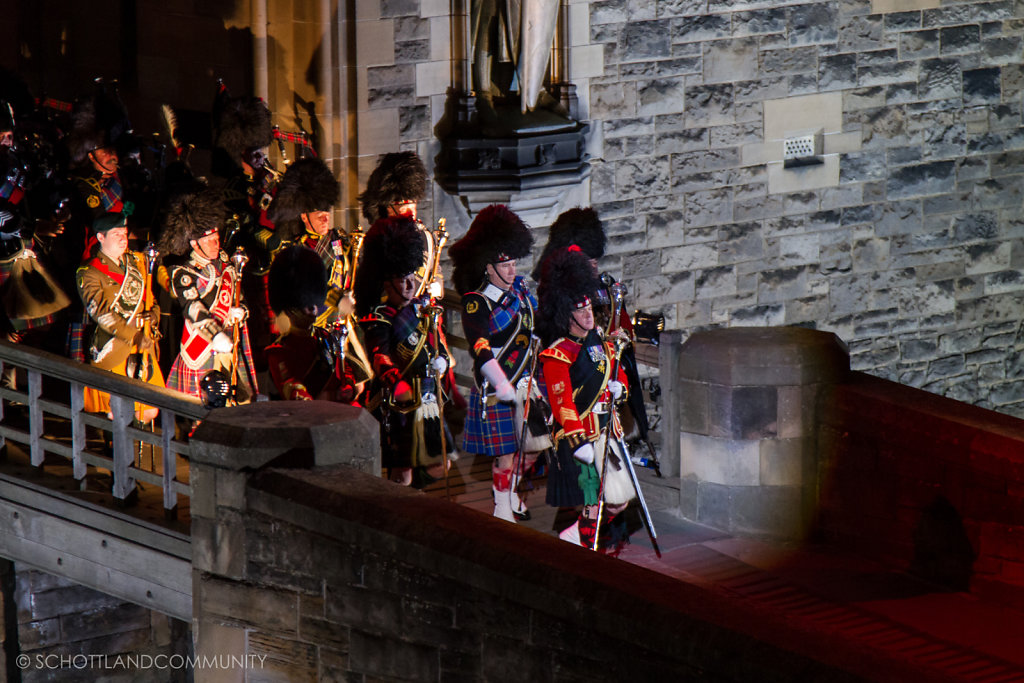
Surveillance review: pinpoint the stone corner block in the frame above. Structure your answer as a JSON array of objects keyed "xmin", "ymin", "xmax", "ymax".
[
  {"xmin": 190, "ymin": 402, "xmax": 379, "ymax": 474},
  {"xmin": 191, "ymin": 510, "xmax": 247, "ymax": 579},
  {"xmin": 680, "ymin": 432, "xmax": 760, "ymax": 486}
]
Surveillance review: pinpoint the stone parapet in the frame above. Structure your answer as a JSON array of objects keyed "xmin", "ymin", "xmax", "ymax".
[
  {"xmin": 677, "ymin": 327, "xmax": 849, "ymax": 539},
  {"xmin": 819, "ymin": 372, "xmax": 1024, "ymax": 608},
  {"xmin": 191, "ymin": 459, "xmax": 929, "ymax": 681}
]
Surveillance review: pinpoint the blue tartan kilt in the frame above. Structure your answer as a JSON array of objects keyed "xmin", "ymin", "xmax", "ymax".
[
  {"xmin": 461, "ymin": 385, "xmax": 520, "ymax": 457},
  {"xmin": 66, "ymin": 316, "xmax": 89, "ymax": 364}
]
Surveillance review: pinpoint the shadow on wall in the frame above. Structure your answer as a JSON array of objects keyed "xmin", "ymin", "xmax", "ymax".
[
  {"xmin": 9, "ymin": 0, "xmax": 252, "ymax": 144},
  {"xmin": 911, "ymin": 495, "xmax": 975, "ymax": 592}
]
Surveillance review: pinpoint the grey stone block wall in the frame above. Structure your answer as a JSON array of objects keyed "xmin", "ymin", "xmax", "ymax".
[
  {"xmin": 578, "ymin": 0, "xmax": 1024, "ymax": 416},
  {"xmin": 11, "ymin": 568, "xmax": 191, "ymax": 682},
  {"xmin": 400, "ymin": 0, "xmax": 1024, "ymax": 417}
]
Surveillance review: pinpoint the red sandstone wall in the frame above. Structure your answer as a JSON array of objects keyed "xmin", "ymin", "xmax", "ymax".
[{"xmin": 818, "ymin": 372, "xmax": 1024, "ymax": 606}]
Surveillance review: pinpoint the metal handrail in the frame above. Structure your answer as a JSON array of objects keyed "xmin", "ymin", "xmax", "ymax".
[{"xmin": 0, "ymin": 339, "xmax": 206, "ymax": 517}]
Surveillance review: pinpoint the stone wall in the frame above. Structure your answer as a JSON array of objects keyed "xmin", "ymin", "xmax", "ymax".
[
  {"xmin": 575, "ymin": 0, "xmax": 1024, "ymax": 417},
  {"xmin": 193, "ymin": 463, "xmax": 935, "ymax": 682},
  {"xmin": 818, "ymin": 370, "xmax": 1024, "ymax": 608},
  {"xmin": 379, "ymin": 0, "xmax": 1024, "ymax": 416},
  {"xmin": 11, "ymin": 568, "xmax": 191, "ymax": 682}
]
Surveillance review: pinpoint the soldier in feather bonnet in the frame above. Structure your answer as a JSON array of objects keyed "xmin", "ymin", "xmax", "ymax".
[
  {"xmin": 263, "ymin": 244, "xmax": 362, "ymax": 403},
  {"xmin": 448, "ymin": 205, "xmax": 550, "ymax": 522},
  {"xmin": 536, "ymin": 245, "xmax": 634, "ymax": 549},
  {"xmin": 266, "ymin": 157, "xmax": 340, "ymax": 253},
  {"xmin": 159, "ymin": 188, "xmax": 259, "ymax": 403},
  {"xmin": 355, "ymin": 215, "xmax": 454, "ymax": 486},
  {"xmin": 358, "ymin": 151, "xmax": 427, "ymax": 223}
]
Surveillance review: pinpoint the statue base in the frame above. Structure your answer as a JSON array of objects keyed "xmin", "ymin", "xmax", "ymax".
[{"xmin": 435, "ymin": 89, "xmax": 590, "ymax": 194}]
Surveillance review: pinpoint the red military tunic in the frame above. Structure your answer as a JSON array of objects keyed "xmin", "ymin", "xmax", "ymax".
[{"xmin": 540, "ymin": 328, "xmax": 629, "ymax": 508}]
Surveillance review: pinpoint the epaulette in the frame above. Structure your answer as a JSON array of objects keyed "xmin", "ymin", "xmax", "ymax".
[
  {"xmin": 539, "ymin": 337, "xmax": 576, "ymax": 364},
  {"xmin": 80, "ymin": 177, "xmax": 104, "ymax": 194}
]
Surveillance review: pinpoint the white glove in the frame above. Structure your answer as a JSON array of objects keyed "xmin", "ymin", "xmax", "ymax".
[
  {"xmin": 481, "ymin": 358, "xmax": 515, "ymax": 402},
  {"xmin": 574, "ymin": 442, "xmax": 595, "ymax": 465},
  {"xmin": 428, "ymin": 280, "xmax": 444, "ymax": 299},
  {"xmin": 211, "ymin": 331, "xmax": 233, "ymax": 354},
  {"xmin": 608, "ymin": 380, "xmax": 623, "ymax": 400},
  {"xmin": 432, "ymin": 356, "xmax": 448, "ymax": 374},
  {"xmin": 225, "ymin": 306, "xmax": 247, "ymax": 325}
]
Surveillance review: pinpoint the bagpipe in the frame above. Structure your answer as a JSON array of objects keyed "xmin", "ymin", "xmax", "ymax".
[
  {"xmin": 312, "ymin": 224, "xmax": 371, "ymax": 387},
  {"xmin": 377, "ymin": 218, "xmax": 453, "ymax": 475},
  {"xmin": 418, "ymin": 217, "xmax": 453, "ymax": 492},
  {"xmin": 592, "ymin": 277, "xmax": 660, "ymax": 555},
  {"xmin": 222, "ymin": 163, "xmax": 277, "ymax": 277},
  {"xmin": 124, "ymin": 242, "xmax": 162, "ymax": 383},
  {"xmin": 598, "ymin": 272, "xmax": 664, "ymax": 476},
  {"xmin": 386, "ymin": 217, "xmax": 450, "ymax": 414},
  {"xmin": 198, "ymin": 246, "xmax": 251, "ymax": 409}
]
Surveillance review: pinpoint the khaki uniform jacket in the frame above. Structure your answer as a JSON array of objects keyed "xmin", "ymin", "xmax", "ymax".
[{"xmin": 76, "ymin": 251, "xmax": 158, "ymax": 372}]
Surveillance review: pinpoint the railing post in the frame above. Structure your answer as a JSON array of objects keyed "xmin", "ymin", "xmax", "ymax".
[
  {"xmin": 108, "ymin": 394, "xmax": 137, "ymax": 502},
  {"xmin": 70, "ymin": 381, "xmax": 87, "ymax": 480},
  {"xmin": 28, "ymin": 370, "xmax": 42, "ymax": 466},
  {"xmin": 161, "ymin": 410, "xmax": 178, "ymax": 516}
]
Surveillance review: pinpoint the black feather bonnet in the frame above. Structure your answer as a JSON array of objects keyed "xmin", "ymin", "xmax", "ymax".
[
  {"xmin": 268, "ymin": 158, "xmax": 340, "ymax": 239},
  {"xmin": 212, "ymin": 94, "xmax": 273, "ymax": 162},
  {"xmin": 358, "ymin": 151, "xmax": 427, "ymax": 223},
  {"xmin": 532, "ymin": 207, "xmax": 606, "ymax": 281},
  {"xmin": 268, "ymin": 245, "xmax": 328, "ymax": 314},
  {"xmin": 66, "ymin": 79, "xmax": 133, "ymax": 166},
  {"xmin": 535, "ymin": 245, "xmax": 601, "ymax": 346},
  {"xmin": 353, "ymin": 216, "xmax": 426, "ymax": 316},
  {"xmin": 158, "ymin": 188, "xmax": 226, "ymax": 256},
  {"xmin": 449, "ymin": 204, "xmax": 533, "ymax": 295}
]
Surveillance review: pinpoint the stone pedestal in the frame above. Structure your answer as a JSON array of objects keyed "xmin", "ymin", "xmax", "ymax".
[
  {"xmin": 189, "ymin": 401, "xmax": 380, "ymax": 681},
  {"xmin": 677, "ymin": 327, "xmax": 849, "ymax": 540}
]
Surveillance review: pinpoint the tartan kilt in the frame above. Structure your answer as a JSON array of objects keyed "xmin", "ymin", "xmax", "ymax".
[
  {"xmin": 166, "ymin": 324, "xmax": 259, "ymax": 399},
  {"xmin": 166, "ymin": 356, "xmax": 208, "ymax": 398},
  {"xmin": 461, "ymin": 385, "xmax": 519, "ymax": 456},
  {"xmin": 66, "ymin": 314, "xmax": 90, "ymax": 364},
  {"xmin": 545, "ymin": 440, "xmax": 586, "ymax": 508}
]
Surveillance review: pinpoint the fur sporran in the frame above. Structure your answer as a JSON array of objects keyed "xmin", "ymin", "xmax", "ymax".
[{"xmin": 514, "ymin": 379, "xmax": 552, "ymax": 452}]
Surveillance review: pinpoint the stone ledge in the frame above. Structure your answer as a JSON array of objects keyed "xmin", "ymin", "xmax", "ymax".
[
  {"xmin": 190, "ymin": 401, "xmax": 380, "ymax": 474},
  {"xmin": 678, "ymin": 327, "xmax": 850, "ymax": 386}
]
